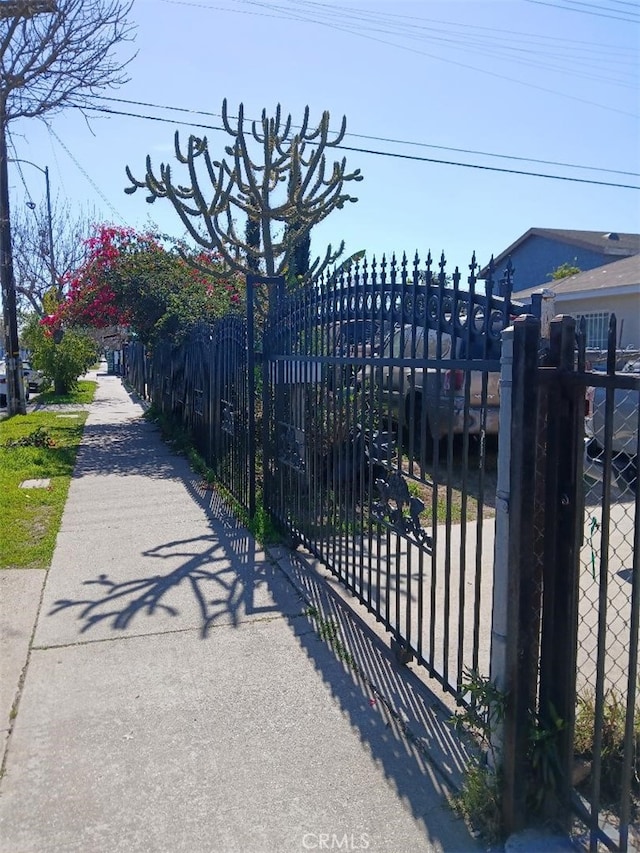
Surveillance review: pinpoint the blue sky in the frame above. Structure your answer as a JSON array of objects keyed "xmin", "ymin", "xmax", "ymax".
[{"xmin": 9, "ymin": 0, "xmax": 640, "ymax": 286}]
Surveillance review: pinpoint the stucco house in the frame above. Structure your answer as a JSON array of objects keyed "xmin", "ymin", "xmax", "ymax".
[
  {"xmin": 514, "ymin": 254, "xmax": 640, "ymax": 350},
  {"xmin": 481, "ymin": 228, "xmax": 640, "ymax": 294}
]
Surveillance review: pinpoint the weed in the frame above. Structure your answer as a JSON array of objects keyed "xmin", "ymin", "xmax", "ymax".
[
  {"xmin": 574, "ymin": 688, "xmax": 640, "ymax": 807},
  {"xmin": 450, "ymin": 669, "xmax": 506, "ymax": 843},
  {"xmin": 4, "ymin": 427, "xmax": 55, "ymax": 448},
  {"xmin": 452, "ymin": 668, "xmax": 506, "ymax": 767},
  {"xmin": 527, "ymin": 704, "xmax": 566, "ymax": 813},
  {"xmin": 304, "ymin": 607, "xmax": 356, "ymax": 668},
  {"xmin": 450, "ymin": 670, "xmax": 573, "ymax": 838},
  {"xmin": 248, "ymin": 501, "xmax": 281, "ymax": 545},
  {"xmin": 452, "ymin": 763, "xmax": 503, "ymax": 844}
]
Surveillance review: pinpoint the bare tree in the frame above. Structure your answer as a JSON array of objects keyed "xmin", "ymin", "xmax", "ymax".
[
  {"xmin": 12, "ymin": 198, "xmax": 93, "ymax": 314},
  {"xmin": 125, "ymin": 99, "xmax": 363, "ymax": 282},
  {"xmin": 0, "ymin": 0, "xmax": 134, "ymax": 414},
  {"xmin": 0, "ymin": 0, "xmax": 135, "ymax": 121}
]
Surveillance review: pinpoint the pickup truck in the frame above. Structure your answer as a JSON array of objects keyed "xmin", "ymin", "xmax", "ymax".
[
  {"xmin": 585, "ymin": 359, "xmax": 639, "ymax": 496},
  {"xmin": 369, "ymin": 323, "xmax": 501, "ymax": 451}
]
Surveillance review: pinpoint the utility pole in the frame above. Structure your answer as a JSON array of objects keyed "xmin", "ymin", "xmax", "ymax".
[
  {"xmin": 0, "ymin": 100, "xmax": 24, "ymax": 414},
  {"xmin": 0, "ymin": 0, "xmax": 57, "ymax": 414}
]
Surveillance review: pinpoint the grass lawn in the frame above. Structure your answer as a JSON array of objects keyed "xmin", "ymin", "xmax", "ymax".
[
  {"xmin": 35, "ymin": 380, "xmax": 97, "ymax": 406},
  {"xmin": 0, "ymin": 383, "xmax": 95, "ymax": 570}
]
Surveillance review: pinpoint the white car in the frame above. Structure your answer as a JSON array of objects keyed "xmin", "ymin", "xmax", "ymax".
[{"xmin": 0, "ymin": 368, "xmax": 30, "ymax": 408}]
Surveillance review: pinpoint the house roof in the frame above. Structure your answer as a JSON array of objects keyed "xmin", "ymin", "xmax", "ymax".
[
  {"xmin": 481, "ymin": 228, "xmax": 640, "ymax": 276},
  {"xmin": 514, "ymin": 253, "xmax": 640, "ymax": 301}
]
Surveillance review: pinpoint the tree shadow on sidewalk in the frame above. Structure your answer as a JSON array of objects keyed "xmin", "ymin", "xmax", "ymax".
[
  {"xmin": 48, "ymin": 476, "xmax": 303, "ymax": 638},
  {"xmin": 43, "ymin": 411, "xmax": 482, "ymax": 850},
  {"xmin": 71, "ymin": 417, "xmax": 185, "ymax": 479}
]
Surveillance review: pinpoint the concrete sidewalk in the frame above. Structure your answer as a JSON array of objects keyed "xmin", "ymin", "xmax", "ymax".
[{"xmin": 0, "ymin": 368, "xmax": 482, "ymax": 853}]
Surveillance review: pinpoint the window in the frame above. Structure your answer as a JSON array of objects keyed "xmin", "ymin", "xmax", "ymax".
[{"xmin": 575, "ymin": 312, "xmax": 611, "ymax": 350}]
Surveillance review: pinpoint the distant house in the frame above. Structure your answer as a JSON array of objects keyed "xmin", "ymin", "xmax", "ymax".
[
  {"xmin": 481, "ymin": 228, "xmax": 640, "ymax": 294},
  {"xmin": 514, "ymin": 254, "xmax": 640, "ymax": 350}
]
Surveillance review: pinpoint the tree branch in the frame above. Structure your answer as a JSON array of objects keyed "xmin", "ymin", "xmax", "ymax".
[{"xmin": 125, "ymin": 101, "xmax": 363, "ymax": 284}]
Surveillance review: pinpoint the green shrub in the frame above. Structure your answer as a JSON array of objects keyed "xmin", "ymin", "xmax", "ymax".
[{"xmin": 23, "ymin": 318, "xmax": 99, "ymax": 395}]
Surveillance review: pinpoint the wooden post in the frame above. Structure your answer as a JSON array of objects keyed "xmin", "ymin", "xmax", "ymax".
[
  {"xmin": 538, "ymin": 315, "xmax": 584, "ymax": 824},
  {"xmin": 501, "ymin": 314, "xmax": 541, "ymax": 833}
]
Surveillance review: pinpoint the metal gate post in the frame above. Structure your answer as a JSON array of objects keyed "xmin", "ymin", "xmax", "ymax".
[
  {"xmin": 501, "ymin": 314, "xmax": 542, "ymax": 834},
  {"xmin": 491, "ymin": 327, "xmax": 513, "ymax": 723},
  {"xmin": 246, "ymin": 276, "xmax": 256, "ymax": 518},
  {"xmin": 538, "ymin": 315, "xmax": 584, "ymax": 825},
  {"xmin": 246, "ymin": 274, "xmax": 286, "ymax": 521}
]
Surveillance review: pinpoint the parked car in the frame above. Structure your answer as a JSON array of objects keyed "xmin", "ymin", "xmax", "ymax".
[
  {"xmin": 0, "ymin": 368, "xmax": 29, "ymax": 408},
  {"xmin": 584, "ymin": 360, "xmax": 639, "ymax": 495},
  {"xmin": 22, "ymin": 361, "xmax": 45, "ymax": 392},
  {"xmin": 366, "ymin": 324, "xmax": 501, "ymax": 449}
]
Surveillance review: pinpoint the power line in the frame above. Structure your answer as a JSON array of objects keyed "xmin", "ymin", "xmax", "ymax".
[
  {"xmin": 95, "ymin": 94, "xmax": 640, "ymax": 179},
  {"xmin": 282, "ymin": 0, "xmax": 640, "ymax": 66},
  {"xmin": 159, "ymin": 0, "xmax": 638, "ymax": 118},
  {"xmin": 81, "ymin": 103, "xmax": 640, "ymax": 190},
  {"xmin": 336, "ymin": 142, "xmax": 639, "ymax": 189},
  {"xmin": 525, "ymin": 0, "xmax": 640, "ymax": 23},
  {"xmin": 7, "ymin": 133, "xmax": 35, "ymax": 208},
  {"xmin": 562, "ymin": 0, "xmax": 639, "ymax": 13},
  {"xmin": 46, "ymin": 124, "xmax": 126, "ymax": 223}
]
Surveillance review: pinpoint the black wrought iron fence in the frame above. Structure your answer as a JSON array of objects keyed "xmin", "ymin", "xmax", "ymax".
[
  {"xmin": 122, "ymin": 264, "xmax": 639, "ymax": 844},
  {"xmin": 260, "ymin": 252, "xmax": 526, "ymax": 705},
  {"xmin": 125, "ymin": 317, "xmax": 254, "ymax": 514}
]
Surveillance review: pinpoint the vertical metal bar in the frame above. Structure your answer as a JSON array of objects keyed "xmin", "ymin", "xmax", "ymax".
[
  {"xmin": 589, "ymin": 317, "xmax": 618, "ymax": 851},
  {"xmin": 246, "ymin": 276, "xmax": 256, "ymax": 518},
  {"xmin": 207, "ymin": 328, "xmax": 214, "ymax": 476},
  {"xmin": 413, "ymin": 253, "xmax": 426, "ymax": 661},
  {"xmin": 356, "ymin": 262, "xmax": 367, "ymax": 602},
  {"xmin": 308, "ymin": 278, "xmax": 318, "ymax": 555},
  {"xmin": 372, "ymin": 257, "xmax": 383, "ymax": 616},
  {"xmin": 403, "ymin": 252, "xmax": 415, "ymax": 649},
  {"xmin": 378, "ymin": 255, "xmax": 396, "ymax": 627},
  {"xmin": 619, "ymin": 399, "xmax": 640, "ymax": 851},
  {"xmin": 364, "ymin": 258, "xmax": 375, "ymax": 611},
  {"xmin": 426, "ymin": 253, "xmax": 438, "ymax": 672},
  {"xmin": 303, "ymin": 281, "xmax": 311, "ymax": 543},
  {"xmin": 455, "ymin": 262, "xmax": 471, "ymax": 690},
  {"xmin": 335, "ymin": 265, "xmax": 347, "ymax": 580},
  {"xmin": 320, "ymin": 272, "xmax": 329, "ymax": 557},
  {"xmin": 441, "ymin": 255, "xmax": 454, "ymax": 686},
  {"xmin": 472, "ymin": 265, "xmax": 490, "ymax": 679},
  {"xmin": 391, "ymin": 253, "xmax": 403, "ymax": 639},
  {"xmin": 344, "ymin": 262, "xmax": 355, "ymax": 591}
]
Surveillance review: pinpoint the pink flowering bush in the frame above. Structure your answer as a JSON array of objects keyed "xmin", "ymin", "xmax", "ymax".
[{"xmin": 48, "ymin": 225, "xmax": 245, "ymax": 344}]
